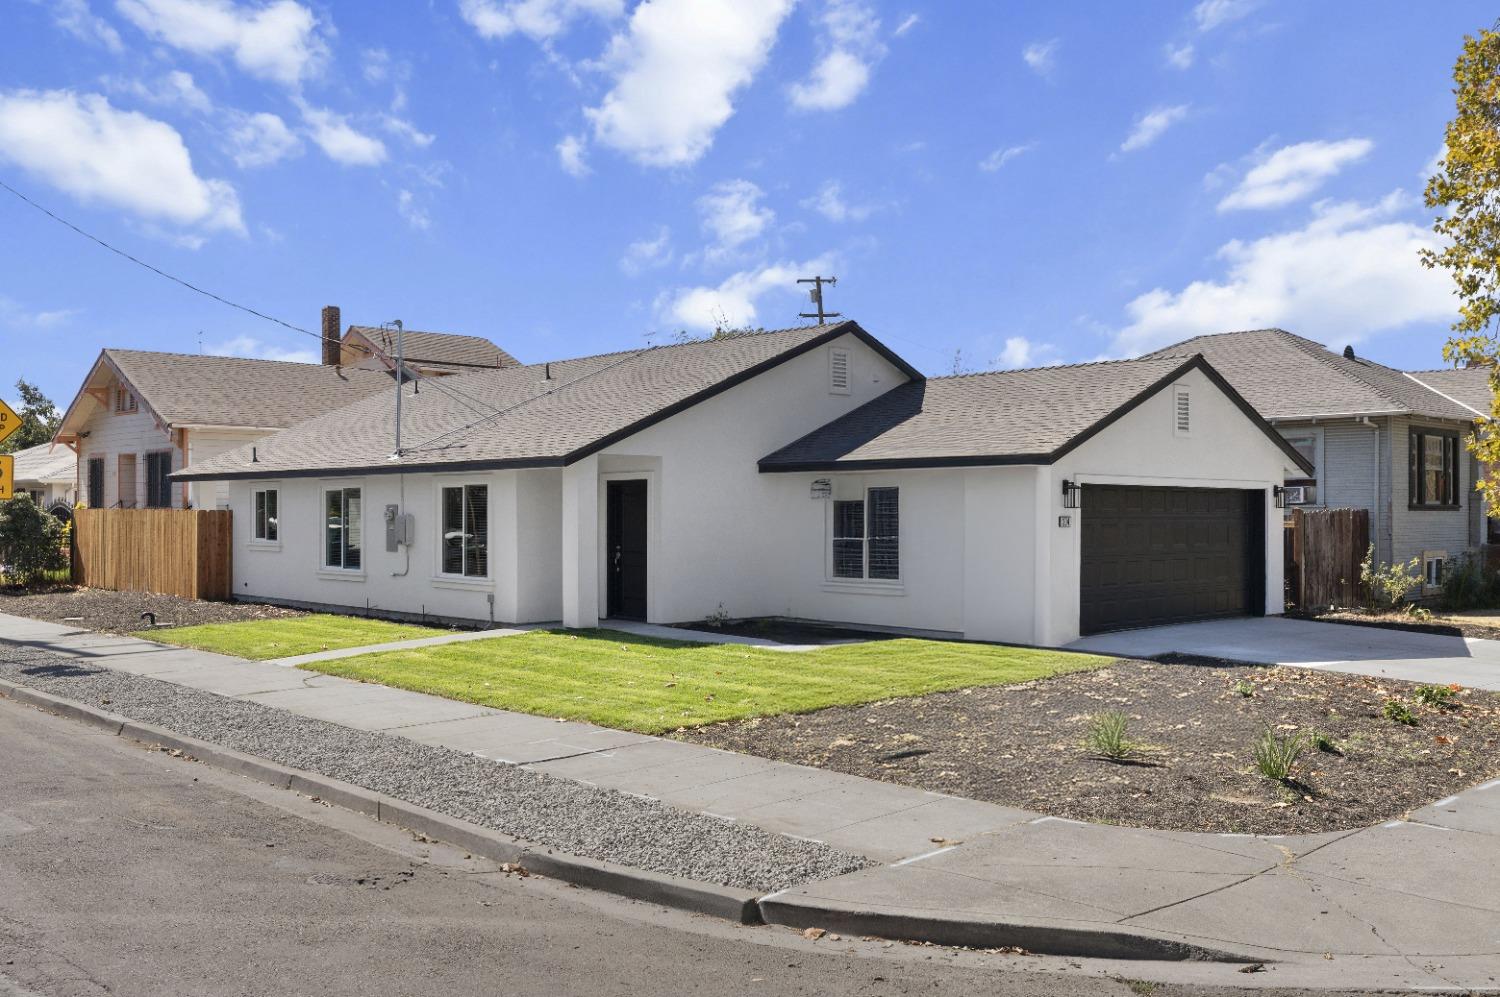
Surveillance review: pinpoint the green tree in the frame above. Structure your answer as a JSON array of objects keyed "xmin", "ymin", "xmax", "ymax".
[
  {"xmin": 0, "ymin": 495, "xmax": 67, "ymax": 585},
  {"xmin": 1422, "ymin": 23, "xmax": 1500, "ymax": 505},
  {"xmin": 0, "ymin": 379, "xmax": 61, "ymax": 453}
]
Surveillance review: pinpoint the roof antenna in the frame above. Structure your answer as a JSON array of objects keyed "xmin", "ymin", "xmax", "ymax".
[
  {"xmin": 387, "ymin": 319, "xmax": 404, "ymax": 458},
  {"xmin": 797, "ymin": 276, "xmax": 841, "ymax": 325}
]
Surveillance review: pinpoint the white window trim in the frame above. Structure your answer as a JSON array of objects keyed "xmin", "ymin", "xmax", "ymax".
[
  {"xmin": 247, "ymin": 483, "xmax": 282, "ymax": 550},
  {"xmin": 433, "ymin": 479, "xmax": 493, "ymax": 582},
  {"xmin": 1172, "ymin": 384, "xmax": 1191, "ymax": 438},
  {"xmin": 320, "ymin": 481, "xmax": 366, "ymax": 575},
  {"xmin": 1422, "ymin": 549, "xmax": 1448, "ymax": 592},
  {"xmin": 829, "ymin": 347, "xmax": 852, "ymax": 395},
  {"xmin": 824, "ymin": 481, "xmax": 903, "ymax": 591}
]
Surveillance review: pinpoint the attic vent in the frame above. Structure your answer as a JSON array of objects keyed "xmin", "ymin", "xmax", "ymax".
[
  {"xmin": 829, "ymin": 348, "xmax": 851, "ymax": 395},
  {"xmin": 1174, "ymin": 386, "xmax": 1191, "ymax": 436}
]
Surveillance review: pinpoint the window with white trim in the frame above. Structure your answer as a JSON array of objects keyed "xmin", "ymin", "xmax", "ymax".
[
  {"xmin": 324, "ymin": 487, "xmax": 362, "ymax": 570},
  {"xmin": 831, "ymin": 487, "xmax": 899, "ymax": 580},
  {"xmin": 253, "ymin": 488, "xmax": 278, "ymax": 542},
  {"xmin": 1173, "ymin": 386, "xmax": 1191, "ymax": 436},
  {"xmin": 829, "ymin": 347, "xmax": 851, "ymax": 394},
  {"xmin": 1424, "ymin": 551, "xmax": 1448, "ymax": 589},
  {"xmin": 440, "ymin": 484, "xmax": 489, "ymax": 578}
]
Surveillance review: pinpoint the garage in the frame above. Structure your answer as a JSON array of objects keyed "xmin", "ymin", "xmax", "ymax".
[{"xmin": 1080, "ymin": 485, "xmax": 1265, "ymax": 635}]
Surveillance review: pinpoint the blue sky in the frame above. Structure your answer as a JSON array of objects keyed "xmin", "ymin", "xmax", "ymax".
[{"xmin": 0, "ymin": 0, "xmax": 1490, "ymax": 409}]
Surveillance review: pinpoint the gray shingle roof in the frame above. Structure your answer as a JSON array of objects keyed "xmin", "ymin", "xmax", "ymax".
[
  {"xmin": 176, "ymin": 323, "xmax": 912, "ymax": 481},
  {"xmin": 348, "ymin": 327, "xmax": 519, "ymax": 369},
  {"xmin": 103, "ymin": 350, "xmax": 395, "ymax": 429},
  {"xmin": 759, "ymin": 354, "xmax": 1312, "ymax": 473},
  {"xmin": 1405, "ymin": 367, "xmax": 1493, "ymax": 417},
  {"xmin": 1144, "ymin": 329, "xmax": 1476, "ymax": 422},
  {"xmin": 10, "ymin": 442, "xmax": 75, "ymax": 483}
]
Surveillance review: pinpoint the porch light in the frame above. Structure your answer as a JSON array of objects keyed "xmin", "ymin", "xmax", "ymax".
[
  {"xmin": 1272, "ymin": 484, "xmax": 1285, "ymax": 509},
  {"xmin": 1061, "ymin": 479, "xmax": 1081, "ymax": 509}
]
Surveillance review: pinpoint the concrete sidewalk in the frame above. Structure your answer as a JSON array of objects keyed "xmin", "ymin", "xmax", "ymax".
[{"xmin": 5, "ymin": 611, "xmax": 1500, "ymax": 990}]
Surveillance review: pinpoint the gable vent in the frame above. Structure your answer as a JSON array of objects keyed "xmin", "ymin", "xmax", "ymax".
[
  {"xmin": 829, "ymin": 347, "xmax": 851, "ymax": 395},
  {"xmin": 1174, "ymin": 386, "xmax": 1191, "ymax": 435}
]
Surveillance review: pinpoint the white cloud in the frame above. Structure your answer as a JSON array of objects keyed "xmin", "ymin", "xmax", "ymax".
[
  {"xmin": 802, "ymin": 179, "xmax": 876, "ymax": 222},
  {"xmin": 1217, "ymin": 138, "xmax": 1374, "ymax": 212},
  {"xmin": 459, "ymin": 0, "xmax": 622, "ymax": 41},
  {"xmin": 658, "ymin": 256, "xmax": 832, "ymax": 331},
  {"xmin": 585, "ymin": 0, "xmax": 794, "ymax": 167},
  {"xmin": 297, "ymin": 102, "xmax": 387, "ymax": 166},
  {"xmin": 1164, "ymin": 42, "xmax": 1194, "ymax": 68},
  {"xmin": 1420, "ymin": 144, "xmax": 1446, "ymax": 183},
  {"xmin": 893, "ymin": 13, "xmax": 919, "ymax": 36},
  {"xmin": 1193, "ymin": 0, "xmax": 1257, "ymax": 31},
  {"xmin": 1113, "ymin": 192, "xmax": 1453, "ymax": 356},
  {"xmin": 36, "ymin": 0, "xmax": 124, "ymax": 50},
  {"xmin": 998, "ymin": 336, "xmax": 1057, "ymax": 369},
  {"xmin": 115, "ymin": 0, "xmax": 328, "ymax": 86},
  {"xmin": 620, "ymin": 225, "xmax": 672, "ymax": 275},
  {"xmin": 207, "ymin": 334, "xmax": 318, "ymax": 363},
  {"xmin": 109, "ymin": 69, "xmax": 214, "ymax": 113},
  {"xmin": 396, "ymin": 189, "xmax": 431, "ymax": 231},
  {"xmin": 556, "ymin": 133, "xmax": 589, "ymax": 176},
  {"xmin": 1120, "ymin": 104, "xmax": 1189, "ymax": 153},
  {"xmin": 224, "ymin": 110, "xmax": 299, "ymax": 168},
  {"xmin": 1022, "ymin": 38, "xmax": 1059, "ymax": 77},
  {"xmin": 362, "ymin": 47, "xmax": 392, "ymax": 83},
  {"xmin": 379, "ymin": 114, "xmax": 435, "ymax": 148},
  {"xmin": 789, "ymin": 0, "xmax": 884, "ymax": 112},
  {"xmin": 697, "ymin": 179, "xmax": 773, "ymax": 253},
  {"xmin": 979, "ymin": 142, "xmax": 1035, "ymax": 172},
  {"xmin": 0, "ymin": 297, "xmax": 80, "ymax": 330},
  {"xmin": 0, "ymin": 89, "xmax": 243, "ymax": 234}
]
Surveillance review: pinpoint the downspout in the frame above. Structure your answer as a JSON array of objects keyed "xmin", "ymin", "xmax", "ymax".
[{"xmin": 1357, "ymin": 416, "xmax": 1379, "ymax": 560}]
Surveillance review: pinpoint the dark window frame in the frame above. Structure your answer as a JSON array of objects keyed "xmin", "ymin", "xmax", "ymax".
[
  {"xmin": 439, "ymin": 483, "xmax": 489, "ymax": 578},
  {"xmin": 829, "ymin": 486, "xmax": 900, "ymax": 581},
  {"xmin": 86, "ymin": 458, "xmax": 104, "ymax": 508},
  {"xmin": 1408, "ymin": 428, "xmax": 1461, "ymax": 510},
  {"xmin": 253, "ymin": 487, "xmax": 278, "ymax": 542},
  {"xmin": 323, "ymin": 486, "xmax": 363, "ymax": 570},
  {"xmin": 144, "ymin": 450, "xmax": 173, "ymax": 508}
]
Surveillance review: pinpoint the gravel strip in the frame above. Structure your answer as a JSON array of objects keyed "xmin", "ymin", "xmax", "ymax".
[
  {"xmin": 0, "ymin": 645, "xmax": 870, "ymax": 892},
  {"xmin": 0, "ymin": 588, "xmax": 305, "ymax": 634}
]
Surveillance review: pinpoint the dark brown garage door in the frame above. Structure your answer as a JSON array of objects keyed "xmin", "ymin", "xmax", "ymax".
[{"xmin": 1080, "ymin": 485, "xmax": 1264, "ymax": 635}]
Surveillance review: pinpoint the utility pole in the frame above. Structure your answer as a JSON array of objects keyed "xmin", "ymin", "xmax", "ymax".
[
  {"xmin": 798, "ymin": 276, "xmax": 841, "ymax": 324},
  {"xmin": 389, "ymin": 320, "xmax": 404, "ymax": 457}
]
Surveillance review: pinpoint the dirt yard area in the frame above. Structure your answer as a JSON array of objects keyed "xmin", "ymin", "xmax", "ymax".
[
  {"xmin": 0, "ymin": 587, "xmax": 304, "ymax": 634},
  {"xmin": 682, "ymin": 657, "xmax": 1500, "ymax": 835},
  {"xmin": 1307, "ymin": 609, "xmax": 1500, "ymax": 641}
]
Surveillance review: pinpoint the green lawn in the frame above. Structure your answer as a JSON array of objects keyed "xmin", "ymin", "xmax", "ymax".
[
  {"xmin": 139, "ymin": 614, "xmax": 450, "ymax": 660},
  {"xmin": 302, "ymin": 628, "xmax": 1113, "ymax": 734}
]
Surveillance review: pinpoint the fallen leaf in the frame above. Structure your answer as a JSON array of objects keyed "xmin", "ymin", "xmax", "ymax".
[{"xmin": 802, "ymin": 927, "xmax": 826, "ymax": 940}]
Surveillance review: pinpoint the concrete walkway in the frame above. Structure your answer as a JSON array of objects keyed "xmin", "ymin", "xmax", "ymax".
[
  {"xmin": 1069, "ymin": 615, "xmax": 1500, "ymax": 691},
  {"xmin": 264, "ymin": 626, "xmax": 530, "ymax": 667},
  {"xmin": 5, "ymin": 611, "xmax": 1500, "ymax": 989}
]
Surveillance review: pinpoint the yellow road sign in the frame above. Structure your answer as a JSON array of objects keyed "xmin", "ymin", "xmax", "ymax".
[
  {"xmin": 0, "ymin": 455, "xmax": 12, "ymax": 500},
  {"xmin": 0, "ymin": 398, "xmax": 18, "ymax": 447}
]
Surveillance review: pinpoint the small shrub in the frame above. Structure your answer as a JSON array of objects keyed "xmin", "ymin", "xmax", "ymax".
[
  {"xmin": 1360, "ymin": 544, "xmax": 1424, "ymax": 610},
  {"xmin": 1253, "ymin": 727, "xmax": 1309, "ymax": 783},
  {"xmin": 0, "ymin": 496, "xmax": 68, "ymax": 585},
  {"xmin": 703, "ymin": 603, "xmax": 730, "ymax": 628},
  {"xmin": 1310, "ymin": 731, "xmax": 1338, "ymax": 753},
  {"xmin": 1084, "ymin": 711, "xmax": 1134, "ymax": 760},
  {"xmin": 1440, "ymin": 552, "xmax": 1500, "ymax": 612},
  {"xmin": 1233, "ymin": 678, "xmax": 1255, "ymax": 698},
  {"xmin": 1414, "ymin": 683, "xmax": 1459, "ymax": 707},
  {"xmin": 1383, "ymin": 698, "xmax": 1418, "ymax": 726}
]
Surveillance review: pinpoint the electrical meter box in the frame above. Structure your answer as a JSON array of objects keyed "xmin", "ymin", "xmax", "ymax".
[{"xmin": 384, "ymin": 505, "xmax": 414, "ymax": 552}]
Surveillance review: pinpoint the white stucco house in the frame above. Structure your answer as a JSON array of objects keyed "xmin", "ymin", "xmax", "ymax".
[{"xmin": 175, "ymin": 321, "xmax": 1311, "ymax": 646}]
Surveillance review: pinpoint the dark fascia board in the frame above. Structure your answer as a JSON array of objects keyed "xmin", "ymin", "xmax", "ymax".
[
  {"xmin": 562, "ymin": 321, "xmax": 923, "ymax": 465},
  {"xmin": 759, "ymin": 355, "xmax": 1315, "ymax": 477},
  {"xmin": 175, "ymin": 322, "xmax": 924, "ymax": 483}
]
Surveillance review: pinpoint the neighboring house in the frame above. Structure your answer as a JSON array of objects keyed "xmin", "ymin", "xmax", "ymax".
[
  {"xmin": 10, "ymin": 442, "xmax": 77, "ymax": 514},
  {"xmin": 53, "ymin": 307, "xmax": 516, "ymax": 512},
  {"xmin": 176, "ymin": 321, "xmax": 1308, "ymax": 645},
  {"xmin": 1147, "ymin": 329, "xmax": 1487, "ymax": 588}
]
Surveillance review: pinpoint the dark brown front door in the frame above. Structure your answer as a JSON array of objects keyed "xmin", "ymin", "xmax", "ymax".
[
  {"xmin": 606, "ymin": 479, "xmax": 648, "ymax": 620},
  {"xmin": 1080, "ymin": 485, "xmax": 1263, "ymax": 635}
]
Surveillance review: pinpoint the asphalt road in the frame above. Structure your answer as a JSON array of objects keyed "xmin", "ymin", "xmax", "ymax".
[{"xmin": 0, "ymin": 696, "xmax": 1367, "ymax": 997}]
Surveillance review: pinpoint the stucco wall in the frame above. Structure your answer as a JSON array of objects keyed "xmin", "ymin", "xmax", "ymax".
[{"xmin": 185, "ymin": 428, "xmax": 266, "ymax": 509}]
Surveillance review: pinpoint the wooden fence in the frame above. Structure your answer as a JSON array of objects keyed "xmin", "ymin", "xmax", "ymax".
[
  {"xmin": 73, "ymin": 508, "xmax": 232, "ymax": 600},
  {"xmin": 1284, "ymin": 507, "xmax": 1369, "ymax": 611}
]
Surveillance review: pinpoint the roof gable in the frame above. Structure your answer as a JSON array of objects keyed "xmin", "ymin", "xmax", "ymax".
[{"xmin": 345, "ymin": 327, "xmax": 519, "ymax": 369}]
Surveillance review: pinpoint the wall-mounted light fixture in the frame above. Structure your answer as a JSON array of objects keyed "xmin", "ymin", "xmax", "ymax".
[
  {"xmin": 1272, "ymin": 484, "xmax": 1285, "ymax": 509},
  {"xmin": 1061, "ymin": 479, "xmax": 1081, "ymax": 509}
]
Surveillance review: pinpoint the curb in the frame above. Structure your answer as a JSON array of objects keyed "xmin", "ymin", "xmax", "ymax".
[{"xmin": 0, "ymin": 679, "xmax": 761, "ymax": 925}]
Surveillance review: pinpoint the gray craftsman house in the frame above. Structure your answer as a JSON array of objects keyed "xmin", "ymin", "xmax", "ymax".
[{"xmin": 1148, "ymin": 328, "xmax": 1491, "ymax": 589}]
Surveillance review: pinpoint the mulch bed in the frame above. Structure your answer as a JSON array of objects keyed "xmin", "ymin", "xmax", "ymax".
[
  {"xmin": 666, "ymin": 617, "xmax": 898, "ymax": 644},
  {"xmin": 1303, "ymin": 609, "xmax": 1500, "ymax": 642},
  {"xmin": 0, "ymin": 586, "xmax": 305, "ymax": 634},
  {"xmin": 680, "ymin": 657, "xmax": 1500, "ymax": 835}
]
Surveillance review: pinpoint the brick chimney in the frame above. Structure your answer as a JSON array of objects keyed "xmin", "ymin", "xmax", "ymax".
[{"xmin": 321, "ymin": 305, "xmax": 341, "ymax": 365}]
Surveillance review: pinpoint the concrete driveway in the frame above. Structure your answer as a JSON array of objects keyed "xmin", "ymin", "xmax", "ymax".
[{"xmin": 1067, "ymin": 615, "xmax": 1500, "ymax": 690}]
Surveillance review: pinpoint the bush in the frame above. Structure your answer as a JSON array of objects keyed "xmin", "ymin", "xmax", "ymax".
[
  {"xmin": 1383, "ymin": 698, "xmax": 1418, "ymax": 726},
  {"xmin": 1233, "ymin": 678, "xmax": 1255, "ymax": 698},
  {"xmin": 1414, "ymin": 683, "xmax": 1459, "ymax": 707},
  {"xmin": 0, "ymin": 495, "xmax": 67, "ymax": 585},
  {"xmin": 1253, "ymin": 727, "xmax": 1309, "ymax": 783},
  {"xmin": 1084, "ymin": 711, "xmax": 1135, "ymax": 760},
  {"xmin": 1441, "ymin": 552, "xmax": 1500, "ymax": 611},
  {"xmin": 1360, "ymin": 544, "xmax": 1423, "ymax": 610}
]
